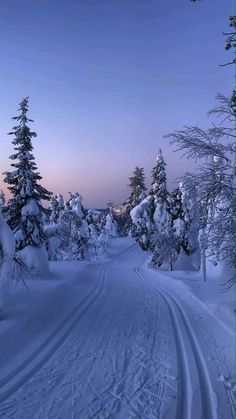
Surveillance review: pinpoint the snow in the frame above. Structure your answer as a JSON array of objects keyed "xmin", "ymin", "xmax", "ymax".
[
  {"xmin": 18, "ymin": 245, "xmax": 49, "ymax": 276},
  {"xmin": 0, "ymin": 237, "xmax": 234, "ymax": 418},
  {"xmin": 47, "ymin": 236, "xmax": 62, "ymax": 260},
  {"xmin": 130, "ymin": 195, "xmax": 153, "ymax": 223},
  {"xmin": 21, "ymin": 199, "xmax": 40, "ymax": 216},
  {"xmin": 0, "ymin": 210, "xmax": 15, "ymax": 309}
]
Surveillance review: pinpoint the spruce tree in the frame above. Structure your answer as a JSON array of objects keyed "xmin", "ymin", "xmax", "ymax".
[
  {"xmin": 128, "ymin": 166, "xmax": 146, "ymax": 207},
  {"xmin": 169, "ymin": 187, "xmax": 188, "ymax": 254},
  {"xmin": 0, "ymin": 190, "xmax": 6, "ymax": 210},
  {"xmin": 179, "ymin": 180, "xmax": 199, "ymax": 256},
  {"xmin": 151, "ymin": 149, "xmax": 168, "ymax": 202},
  {"xmin": 120, "ymin": 166, "xmax": 147, "ymax": 234},
  {"xmin": 50, "ymin": 194, "xmax": 65, "ymax": 224},
  {"xmin": 150, "ymin": 149, "xmax": 176, "ymax": 269},
  {"xmin": 3, "ymin": 97, "xmax": 52, "ymax": 250}
]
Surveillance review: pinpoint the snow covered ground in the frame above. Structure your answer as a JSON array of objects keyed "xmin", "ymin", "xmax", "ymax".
[{"xmin": 0, "ymin": 237, "xmax": 234, "ymax": 419}]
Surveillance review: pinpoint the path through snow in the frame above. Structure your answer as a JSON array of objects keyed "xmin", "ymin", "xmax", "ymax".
[{"xmin": 0, "ymin": 238, "xmax": 234, "ymax": 418}]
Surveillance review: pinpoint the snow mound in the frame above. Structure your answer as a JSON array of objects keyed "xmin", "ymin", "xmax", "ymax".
[{"xmin": 19, "ymin": 245, "xmax": 49, "ymax": 276}]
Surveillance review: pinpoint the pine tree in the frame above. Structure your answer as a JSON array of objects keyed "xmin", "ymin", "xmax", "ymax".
[
  {"xmin": 130, "ymin": 195, "xmax": 155, "ymax": 251},
  {"xmin": 150, "ymin": 149, "xmax": 177, "ymax": 269},
  {"xmin": 128, "ymin": 166, "xmax": 146, "ymax": 207},
  {"xmin": 0, "ymin": 190, "xmax": 6, "ymax": 210},
  {"xmin": 58, "ymin": 192, "xmax": 90, "ymax": 260},
  {"xmin": 169, "ymin": 187, "xmax": 185, "ymax": 254},
  {"xmin": 151, "ymin": 149, "xmax": 168, "ymax": 202},
  {"xmin": 3, "ymin": 97, "xmax": 52, "ymax": 250},
  {"xmin": 179, "ymin": 180, "xmax": 199, "ymax": 256},
  {"xmin": 49, "ymin": 194, "xmax": 65, "ymax": 224},
  {"xmin": 119, "ymin": 166, "xmax": 147, "ymax": 234}
]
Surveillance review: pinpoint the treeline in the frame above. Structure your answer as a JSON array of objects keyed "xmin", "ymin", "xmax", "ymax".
[
  {"xmin": 114, "ymin": 93, "xmax": 234, "ymax": 282},
  {"xmin": 0, "ymin": 92, "xmax": 234, "ymax": 284},
  {"xmin": 0, "ymin": 98, "xmax": 118, "ymax": 276}
]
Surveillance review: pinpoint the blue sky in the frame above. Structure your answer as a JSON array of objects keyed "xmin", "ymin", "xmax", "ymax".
[{"xmin": 0, "ymin": 0, "xmax": 233, "ymax": 207}]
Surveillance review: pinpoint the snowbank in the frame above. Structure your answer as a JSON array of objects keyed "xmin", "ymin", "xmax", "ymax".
[
  {"xmin": 0, "ymin": 210, "xmax": 15, "ymax": 308},
  {"xmin": 19, "ymin": 245, "xmax": 49, "ymax": 276}
]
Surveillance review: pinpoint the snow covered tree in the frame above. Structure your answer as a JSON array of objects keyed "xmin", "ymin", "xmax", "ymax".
[
  {"xmin": 86, "ymin": 209, "xmax": 108, "ymax": 256},
  {"xmin": 130, "ymin": 150, "xmax": 179, "ymax": 270},
  {"xmin": 49, "ymin": 194, "xmax": 65, "ymax": 224},
  {"xmin": 116, "ymin": 167, "xmax": 146, "ymax": 234},
  {"xmin": 127, "ymin": 166, "xmax": 146, "ymax": 208},
  {"xmin": 150, "ymin": 149, "xmax": 177, "ymax": 269},
  {"xmin": 165, "ymin": 93, "xmax": 235, "ymax": 282},
  {"xmin": 179, "ymin": 180, "xmax": 199, "ymax": 256},
  {"xmin": 169, "ymin": 187, "xmax": 185, "ymax": 253},
  {"xmin": 44, "ymin": 194, "xmax": 66, "ymax": 260},
  {"xmin": 151, "ymin": 149, "xmax": 168, "ymax": 202},
  {"xmin": 204, "ymin": 156, "xmax": 234, "ymax": 266},
  {"xmin": 104, "ymin": 213, "xmax": 118, "ymax": 239},
  {"xmin": 57, "ymin": 192, "xmax": 90, "ymax": 260},
  {"xmin": 130, "ymin": 195, "xmax": 155, "ymax": 251},
  {"xmin": 0, "ymin": 190, "xmax": 6, "ymax": 210},
  {"xmin": 0, "ymin": 208, "xmax": 15, "ymax": 309},
  {"xmin": 3, "ymin": 98, "xmax": 52, "ymax": 252},
  {"xmin": 118, "ymin": 166, "xmax": 147, "ymax": 235}
]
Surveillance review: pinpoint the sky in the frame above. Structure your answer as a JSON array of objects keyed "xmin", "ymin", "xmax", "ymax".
[{"xmin": 0, "ymin": 0, "xmax": 233, "ymax": 208}]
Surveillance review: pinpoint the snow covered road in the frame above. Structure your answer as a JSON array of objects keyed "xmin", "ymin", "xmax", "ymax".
[{"xmin": 0, "ymin": 238, "xmax": 234, "ymax": 418}]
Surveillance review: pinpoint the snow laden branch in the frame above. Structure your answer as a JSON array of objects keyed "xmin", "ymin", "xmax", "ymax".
[
  {"xmin": 207, "ymin": 93, "xmax": 236, "ymax": 122},
  {"xmin": 165, "ymin": 93, "xmax": 235, "ymax": 284},
  {"xmin": 165, "ymin": 93, "xmax": 236, "ymax": 162},
  {"xmin": 165, "ymin": 126, "xmax": 232, "ymax": 162}
]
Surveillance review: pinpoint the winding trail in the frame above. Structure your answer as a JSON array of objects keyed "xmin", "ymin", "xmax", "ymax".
[{"xmin": 0, "ymin": 238, "xmax": 234, "ymax": 419}]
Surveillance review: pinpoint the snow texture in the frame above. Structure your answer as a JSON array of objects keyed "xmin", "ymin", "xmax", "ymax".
[
  {"xmin": 0, "ymin": 238, "xmax": 233, "ymax": 419},
  {"xmin": 19, "ymin": 245, "xmax": 49, "ymax": 276}
]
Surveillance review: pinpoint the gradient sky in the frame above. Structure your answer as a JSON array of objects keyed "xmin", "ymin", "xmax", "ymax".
[{"xmin": 0, "ymin": 0, "xmax": 233, "ymax": 208}]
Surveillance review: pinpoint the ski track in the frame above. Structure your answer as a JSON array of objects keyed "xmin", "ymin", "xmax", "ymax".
[
  {"xmin": 0, "ymin": 239, "xmax": 234, "ymax": 419},
  {"xmin": 135, "ymin": 257, "xmax": 235, "ymax": 419}
]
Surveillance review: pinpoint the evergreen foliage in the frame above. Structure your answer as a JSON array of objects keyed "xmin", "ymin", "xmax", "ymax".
[{"xmin": 3, "ymin": 98, "xmax": 52, "ymax": 250}]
